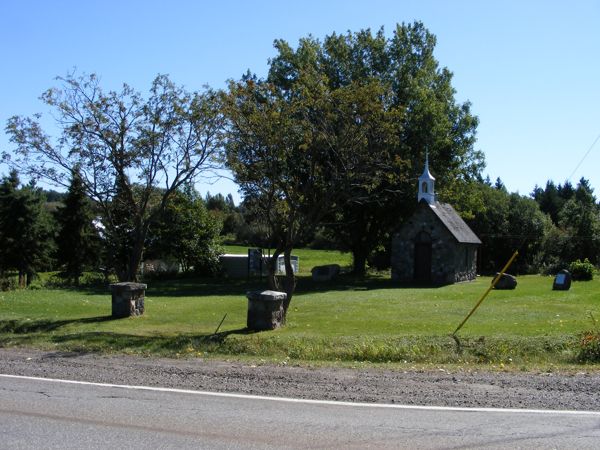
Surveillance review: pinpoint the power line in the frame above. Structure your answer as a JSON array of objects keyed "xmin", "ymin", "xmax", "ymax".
[
  {"xmin": 478, "ymin": 233, "xmax": 599, "ymax": 241},
  {"xmin": 567, "ymin": 132, "xmax": 600, "ymax": 182}
]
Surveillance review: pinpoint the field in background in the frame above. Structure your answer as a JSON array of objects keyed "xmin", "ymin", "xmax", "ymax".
[
  {"xmin": 0, "ymin": 247, "xmax": 598, "ymax": 368},
  {"xmin": 222, "ymin": 245, "xmax": 353, "ymax": 276}
]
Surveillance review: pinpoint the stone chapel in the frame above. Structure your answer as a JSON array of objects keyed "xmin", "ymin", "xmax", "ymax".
[{"xmin": 391, "ymin": 155, "xmax": 481, "ymax": 284}]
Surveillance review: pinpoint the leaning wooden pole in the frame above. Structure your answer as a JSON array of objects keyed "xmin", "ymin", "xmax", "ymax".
[{"xmin": 452, "ymin": 250, "xmax": 519, "ymax": 336}]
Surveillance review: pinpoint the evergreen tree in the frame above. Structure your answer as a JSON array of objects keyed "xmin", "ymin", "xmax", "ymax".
[
  {"xmin": 0, "ymin": 170, "xmax": 20, "ymax": 278},
  {"xmin": 0, "ymin": 171, "xmax": 55, "ymax": 287},
  {"xmin": 557, "ymin": 178, "xmax": 600, "ymax": 264},
  {"xmin": 104, "ymin": 174, "xmax": 138, "ymax": 282},
  {"xmin": 55, "ymin": 167, "xmax": 100, "ymax": 284}
]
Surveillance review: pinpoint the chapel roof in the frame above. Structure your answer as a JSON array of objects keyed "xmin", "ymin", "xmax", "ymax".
[{"xmin": 427, "ymin": 201, "xmax": 482, "ymax": 244}]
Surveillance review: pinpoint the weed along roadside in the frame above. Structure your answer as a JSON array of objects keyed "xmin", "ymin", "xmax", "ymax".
[{"xmin": 0, "ymin": 269, "xmax": 599, "ymax": 369}]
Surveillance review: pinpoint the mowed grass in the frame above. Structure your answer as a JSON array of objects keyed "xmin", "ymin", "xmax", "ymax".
[{"xmin": 0, "ymin": 248, "xmax": 598, "ymax": 368}]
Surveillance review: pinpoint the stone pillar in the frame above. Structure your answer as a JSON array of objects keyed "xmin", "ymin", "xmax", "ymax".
[
  {"xmin": 246, "ymin": 290, "xmax": 286, "ymax": 331},
  {"xmin": 110, "ymin": 282, "xmax": 147, "ymax": 318}
]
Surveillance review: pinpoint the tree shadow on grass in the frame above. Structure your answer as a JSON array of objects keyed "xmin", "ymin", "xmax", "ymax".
[
  {"xmin": 25, "ymin": 327, "xmax": 258, "ymax": 355},
  {"xmin": 0, "ymin": 316, "xmax": 115, "ymax": 334},
  {"xmin": 0, "ymin": 314, "xmax": 259, "ymax": 355},
  {"xmin": 294, "ymin": 274, "xmax": 452, "ymax": 295},
  {"xmin": 66, "ymin": 278, "xmax": 265, "ymax": 298},
  {"xmin": 55, "ymin": 273, "xmax": 451, "ymax": 300}
]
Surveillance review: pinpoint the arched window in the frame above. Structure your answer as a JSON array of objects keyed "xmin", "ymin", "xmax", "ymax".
[{"xmin": 422, "ymin": 182, "xmax": 428, "ymax": 193}]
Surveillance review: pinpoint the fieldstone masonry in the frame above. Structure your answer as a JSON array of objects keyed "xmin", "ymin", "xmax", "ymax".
[
  {"xmin": 110, "ymin": 282, "xmax": 147, "ymax": 318},
  {"xmin": 247, "ymin": 290, "xmax": 286, "ymax": 331},
  {"xmin": 391, "ymin": 203, "xmax": 478, "ymax": 285}
]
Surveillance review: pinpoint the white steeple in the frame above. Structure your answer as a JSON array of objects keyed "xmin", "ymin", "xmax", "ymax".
[{"xmin": 417, "ymin": 152, "xmax": 435, "ymax": 204}]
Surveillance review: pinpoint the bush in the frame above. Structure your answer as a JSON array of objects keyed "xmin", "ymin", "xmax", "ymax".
[
  {"xmin": 569, "ymin": 258, "xmax": 595, "ymax": 281},
  {"xmin": 0, "ymin": 276, "xmax": 17, "ymax": 291},
  {"xmin": 578, "ymin": 331, "xmax": 600, "ymax": 363},
  {"xmin": 368, "ymin": 248, "xmax": 391, "ymax": 271},
  {"xmin": 45, "ymin": 271, "xmax": 115, "ymax": 288}
]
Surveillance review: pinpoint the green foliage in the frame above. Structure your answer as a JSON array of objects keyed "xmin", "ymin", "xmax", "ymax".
[
  {"xmin": 578, "ymin": 332, "xmax": 600, "ymax": 363},
  {"xmin": 466, "ymin": 183, "xmax": 549, "ymax": 274},
  {"xmin": 103, "ymin": 175, "xmax": 138, "ymax": 281},
  {"xmin": 147, "ymin": 190, "xmax": 223, "ymax": 276},
  {"xmin": 268, "ymin": 23, "xmax": 483, "ymax": 275},
  {"xmin": 569, "ymin": 259, "xmax": 595, "ymax": 281},
  {"xmin": 204, "ymin": 192, "xmax": 244, "ymax": 239},
  {"xmin": 0, "ymin": 171, "xmax": 55, "ymax": 287},
  {"xmin": 532, "ymin": 180, "xmax": 574, "ymax": 224},
  {"xmin": 534, "ymin": 178, "xmax": 600, "ymax": 268},
  {"xmin": 44, "ymin": 271, "xmax": 114, "ymax": 288},
  {"xmin": 224, "ymin": 21, "xmax": 484, "ymax": 297},
  {"xmin": 55, "ymin": 167, "xmax": 101, "ymax": 283},
  {"xmin": 5, "ymin": 73, "xmax": 224, "ymax": 282},
  {"xmin": 578, "ymin": 312, "xmax": 600, "ymax": 363}
]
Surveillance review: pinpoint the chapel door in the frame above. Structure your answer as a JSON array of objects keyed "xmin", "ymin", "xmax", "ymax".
[{"xmin": 414, "ymin": 232, "xmax": 432, "ymax": 283}]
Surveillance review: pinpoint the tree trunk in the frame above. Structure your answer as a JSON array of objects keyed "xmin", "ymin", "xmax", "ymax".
[
  {"xmin": 262, "ymin": 247, "xmax": 281, "ymax": 292},
  {"xmin": 352, "ymin": 246, "xmax": 368, "ymax": 276},
  {"xmin": 281, "ymin": 247, "xmax": 296, "ymax": 319},
  {"xmin": 18, "ymin": 270, "xmax": 26, "ymax": 288},
  {"xmin": 127, "ymin": 240, "xmax": 144, "ymax": 282},
  {"xmin": 119, "ymin": 229, "xmax": 146, "ymax": 282}
]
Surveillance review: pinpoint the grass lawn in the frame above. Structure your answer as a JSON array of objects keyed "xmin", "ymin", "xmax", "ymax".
[{"xmin": 1, "ymin": 248, "xmax": 599, "ymax": 369}]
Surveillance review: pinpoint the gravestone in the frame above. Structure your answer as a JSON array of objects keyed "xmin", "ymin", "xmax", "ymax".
[
  {"xmin": 311, "ymin": 264, "xmax": 341, "ymax": 282},
  {"xmin": 553, "ymin": 269, "xmax": 572, "ymax": 291},
  {"xmin": 492, "ymin": 273, "xmax": 517, "ymax": 290},
  {"xmin": 246, "ymin": 290, "xmax": 286, "ymax": 330},
  {"xmin": 110, "ymin": 282, "xmax": 147, "ymax": 318},
  {"xmin": 248, "ymin": 248, "xmax": 263, "ymax": 276}
]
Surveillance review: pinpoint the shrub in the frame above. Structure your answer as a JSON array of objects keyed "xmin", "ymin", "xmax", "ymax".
[
  {"xmin": 578, "ymin": 312, "xmax": 600, "ymax": 363},
  {"xmin": 569, "ymin": 258, "xmax": 595, "ymax": 281},
  {"xmin": 578, "ymin": 332, "xmax": 600, "ymax": 363},
  {"xmin": 45, "ymin": 271, "xmax": 114, "ymax": 288},
  {"xmin": 0, "ymin": 276, "xmax": 17, "ymax": 291}
]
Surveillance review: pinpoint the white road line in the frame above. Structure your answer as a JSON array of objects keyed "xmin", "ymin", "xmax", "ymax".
[{"xmin": 1, "ymin": 373, "xmax": 599, "ymax": 416}]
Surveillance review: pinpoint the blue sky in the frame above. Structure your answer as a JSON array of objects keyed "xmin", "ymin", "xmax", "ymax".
[{"xmin": 1, "ymin": 0, "xmax": 599, "ymax": 203}]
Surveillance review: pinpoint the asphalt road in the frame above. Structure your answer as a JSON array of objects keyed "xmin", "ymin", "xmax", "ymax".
[{"xmin": 2, "ymin": 374, "xmax": 600, "ymax": 449}]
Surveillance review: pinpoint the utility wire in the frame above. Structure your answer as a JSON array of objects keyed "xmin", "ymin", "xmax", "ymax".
[{"xmin": 567, "ymin": 132, "xmax": 600, "ymax": 182}]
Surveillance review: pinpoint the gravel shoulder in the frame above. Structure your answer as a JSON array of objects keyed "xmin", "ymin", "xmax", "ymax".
[{"xmin": 0, "ymin": 347, "xmax": 598, "ymax": 411}]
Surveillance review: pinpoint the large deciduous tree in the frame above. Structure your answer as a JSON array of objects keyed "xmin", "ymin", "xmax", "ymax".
[
  {"xmin": 5, "ymin": 73, "xmax": 224, "ymax": 281},
  {"xmin": 265, "ymin": 23, "xmax": 483, "ymax": 274},
  {"xmin": 224, "ymin": 22, "xmax": 482, "ymax": 315}
]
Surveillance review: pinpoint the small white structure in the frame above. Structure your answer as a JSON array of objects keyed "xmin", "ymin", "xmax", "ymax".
[
  {"xmin": 219, "ymin": 252, "xmax": 299, "ymax": 278},
  {"xmin": 417, "ymin": 151, "xmax": 436, "ymax": 205}
]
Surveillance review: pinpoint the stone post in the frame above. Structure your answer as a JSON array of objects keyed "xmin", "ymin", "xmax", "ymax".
[
  {"xmin": 246, "ymin": 290, "xmax": 286, "ymax": 331},
  {"xmin": 110, "ymin": 282, "xmax": 147, "ymax": 318}
]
